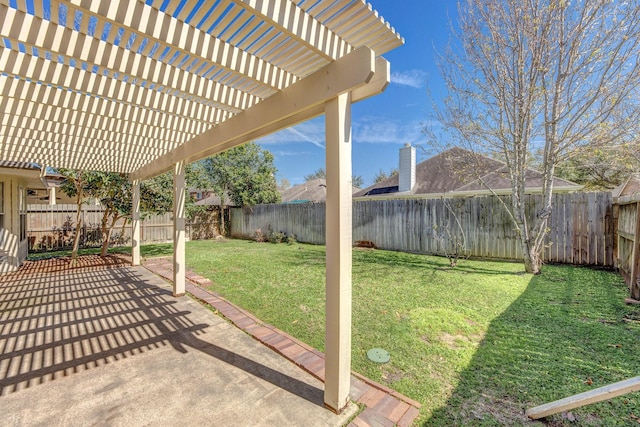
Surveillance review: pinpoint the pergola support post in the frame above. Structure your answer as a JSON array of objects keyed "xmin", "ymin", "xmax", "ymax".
[
  {"xmin": 324, "ymin": 92, "xmax": 353, "ymax": 413},
  {"xmin": 173, "ymin": 161, "xmax": 186, "ymax": 297},
  {"xmin": 131, "ymin": 179, "xmax": 141, "ymax": 266}
]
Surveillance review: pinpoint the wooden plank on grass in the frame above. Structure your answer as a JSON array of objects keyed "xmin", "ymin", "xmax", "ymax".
[{"xmin": 526, "ymin": 376, "xmax": 640, "ymax": 419}]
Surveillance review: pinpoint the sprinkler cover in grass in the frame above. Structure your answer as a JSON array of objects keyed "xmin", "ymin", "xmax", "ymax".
[{"xmin": 367, "ymin": 348, "xmax": 390, "ymax": 363}]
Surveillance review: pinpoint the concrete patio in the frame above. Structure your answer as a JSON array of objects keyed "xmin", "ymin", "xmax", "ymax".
[{"xmin": 0, "ymin": 256, "xmax": 358, "ymax": 426}]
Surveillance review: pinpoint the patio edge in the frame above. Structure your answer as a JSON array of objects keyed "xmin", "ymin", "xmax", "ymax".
[{"xmin": 143, "ymin": 257, "xmax": 421, "ymax": 427}]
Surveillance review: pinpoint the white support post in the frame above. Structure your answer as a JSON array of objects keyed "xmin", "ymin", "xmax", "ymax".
[
  {"xmin": 173, "ymin": 161, "xmax": 186, "ymax": 297},
  {"xmin": 324, "ymin": 92, "xmax": 353, "ymax": 413},
  {"xmin": 131, "ymin": 179, "xmax": 141, "ymax": 266}
]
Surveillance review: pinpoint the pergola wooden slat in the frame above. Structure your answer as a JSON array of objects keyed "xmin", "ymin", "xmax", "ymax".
[{"xmin": 0, "ymin": 0, "xmax": 403, "ymax": 413}]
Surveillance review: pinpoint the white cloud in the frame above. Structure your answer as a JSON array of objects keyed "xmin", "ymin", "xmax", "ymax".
[
  {"xmin": 285, "ymin": 127, "xmax": 325, "ymax": 148},
  {"xmin": 391, "ymin": 69, "xmax": 428, "ymax": 88},
  {"xmin": 257, "ymin": 120, "xmax": 325, "ymax": 148},
  {"xmin": 274, "ymin": 150, "xmax": 312, "ymax": 157},
  {"xmin": 353, "ymin": 117, "xmax": 424, "ymax": 145},
  {"xmin": 258, "ymin": 116, "xmax": 428, "ymax": 148}
]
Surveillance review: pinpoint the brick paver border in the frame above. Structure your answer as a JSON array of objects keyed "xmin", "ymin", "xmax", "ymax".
[{"xmin": 143, "ymin": 257, "xmax": 421, "ymax": 427}]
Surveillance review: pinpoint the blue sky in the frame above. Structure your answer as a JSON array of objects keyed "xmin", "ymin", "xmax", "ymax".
[{"xmin": 257, "ymin": 1, "xmax": 458, "ymax": 187}]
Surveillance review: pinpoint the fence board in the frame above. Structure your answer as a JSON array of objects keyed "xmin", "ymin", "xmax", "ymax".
[
  {"xmin": 27, "ymin": 205, "xmax": 220, "ymax": 252},
  {"xmin": 230, "ymin": 192, "xmax": 614, "ymax": 266},
  {"xmin": 617, "ymin": 202, "xmax": 636, "ymax": 283},
  {"xmin": 615, "ymin": 197, "xmax": 640, "ymax": 298}
]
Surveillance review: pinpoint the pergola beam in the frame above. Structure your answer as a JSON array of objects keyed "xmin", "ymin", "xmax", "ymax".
[
  {"xmin": 176, "ymin": 56, "xmax": 388, "ymax": 166},
  {"xmin": 131, "ymin": 47, "xmax": 381, "ymax": 181}
]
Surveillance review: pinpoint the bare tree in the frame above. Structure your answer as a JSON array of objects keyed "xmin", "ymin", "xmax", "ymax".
[
  {"xmin": 434, "ymin": 196, "xmax": 468, "ymax": 268},
  {"xmin": 431, "ymin": 0, "xmax": 640, "ymax": 273}
]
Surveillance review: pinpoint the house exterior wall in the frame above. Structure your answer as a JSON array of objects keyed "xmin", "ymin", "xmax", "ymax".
[{"xmin": 0, "ymin": 175, "xmax": 28, "ymax": 273}]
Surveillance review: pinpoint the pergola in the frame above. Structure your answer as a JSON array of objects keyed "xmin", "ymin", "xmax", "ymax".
[{"xmin": 0, "ymin": 0, "xmax": 403, "ymax": 412}]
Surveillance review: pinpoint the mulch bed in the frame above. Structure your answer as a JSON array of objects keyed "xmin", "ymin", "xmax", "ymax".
[{"xmin": 2, "ymin": 254, "xmax": 132, "ymax": 279}]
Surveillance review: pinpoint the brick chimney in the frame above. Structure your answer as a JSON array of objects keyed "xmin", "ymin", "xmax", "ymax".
[{"xmin": 398, "ymin": 143, "xmax": 416, "ymax": 192}]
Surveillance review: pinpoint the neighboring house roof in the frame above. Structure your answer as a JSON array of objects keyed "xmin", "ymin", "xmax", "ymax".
[
  {"xmin": 188, "ymin": 188, "xmax": 213, "ymax": 202},
  {"xmin": 355, "ymin": 147, "xmax": 581, "ymax": 198},
  {"xmin": 455, "ymin": 166, "xmax": 581, "ymax": 193},
  {"xmin": 612, "ymin": 174, "xmax": 640, "ymax": 199},
  {"xmin": 194, "ymin": 193, "xmax": 237, "ymax": 207},
  {"xmin": 281, "ymin": 179, "xmax": 360, "ymax": 203}
]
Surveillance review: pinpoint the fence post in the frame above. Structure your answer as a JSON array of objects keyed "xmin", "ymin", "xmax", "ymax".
[
  {"xmin": 630, "ymin": 202, "xmax": 640, "ymax": 300},
  {"xmin": 612, "ymin": 202, "xmax": 619, "ymax": 269}
]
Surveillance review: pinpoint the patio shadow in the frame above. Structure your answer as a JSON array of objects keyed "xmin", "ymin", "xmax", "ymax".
[{"xmin": 0, "ymin": 257, "xmax": 323, "ymax": 407}]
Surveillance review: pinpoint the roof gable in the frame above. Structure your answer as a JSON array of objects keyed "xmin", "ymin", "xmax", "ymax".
[
  {"xmin": 355, "ymin": 147, "xmax": 503, "ymax": 196},
  {"xmin": 612, "ymin": 174, "xmax": 640, "ymax": 199}
]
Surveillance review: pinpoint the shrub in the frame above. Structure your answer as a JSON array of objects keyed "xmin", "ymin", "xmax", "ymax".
[
  {"xmin": 252, "ymin": 226, "xmax": 271, "ymax": 242},
  {"xmin": 269, "ymin": 231, "xmax": 286, "ymax": 244}
]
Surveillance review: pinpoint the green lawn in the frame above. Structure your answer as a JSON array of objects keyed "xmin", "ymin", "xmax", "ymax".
[{"xmin": 37, "ymin": 240, "xmax": 640, "ymax": 425}]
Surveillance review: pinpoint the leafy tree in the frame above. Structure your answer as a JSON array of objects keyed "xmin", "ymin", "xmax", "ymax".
[
  {"xmin": 304, "ymin": 167, "xmax": 364, "ymax": 188},
  {"xmin": 373, "ymin": 168, "xmax": 398, "ymax": 184},
  {"xmin": 553, "ymin": 143, "xmax": 640, "ymax": 190},
  {"xmin": 58, "ymin": 169, "xmax": 90, "ymax": 266},
  {"xmin": 59, "ymin": 171, "xmax": 132, "ymax": 258},
  {"xmin": 59, "ymin": 168, "xmax": 198, "ymax": 259},
  {"xmin": 148, "ymin": 166, "xmax": 206, "ymax": 219},
  {"xmin": 200, "ymin": 143, "xmax": 280, "ymax": 234},
  {"xmin": 139, "ymin": 171, "xmax": 179, "ymax": 216},
  {"xmin": 430, "ymin": 0, "xmax": 640, "ymax": 273},
  {"xmin": 88, "ymin": 173, "xmax": 131, "ymax": 257}
]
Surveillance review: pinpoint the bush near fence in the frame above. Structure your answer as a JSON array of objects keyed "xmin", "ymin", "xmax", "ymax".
[
  {"xmin": 27, "ymin": 204, "xmax": 222, "ymax": 252},
  {"xmin": 230, "ymin": 192, "xmax": 614, "ymax": 267}
]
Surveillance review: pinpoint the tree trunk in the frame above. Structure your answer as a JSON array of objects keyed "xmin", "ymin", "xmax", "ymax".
[
  {"xmin": 521, "ymin": 239, "xmax": 541, "ymax": 275},
  {"xmin": 100, "ymin": 229, "xmax": 112, "ymax": 257},
  {"xmin": 219, "ymin": 205, "xmax": 225, "ymax": 236},
  {"xmin": 100, "ymin": 212, "xmax": 119, "ymax": 257},
  {"xmin": 100, "ymin": 207, "xmax": 110, "ymax": 257},
  {"xmin": 70, "ymin": 194, "xmax": 82, "ymax": 267},
  {"xmin": 120, "ymin": 218, "xmax": 128, "ymax": 245},
  {"xmin": 516, "ymin": 199, "xmax": 548, "ymax": 275}
]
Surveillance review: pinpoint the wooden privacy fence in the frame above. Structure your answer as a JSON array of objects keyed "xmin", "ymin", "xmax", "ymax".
[
  {"xmin": 230, "ymin": 192, "xmax": 614, "ymax": 267},
  {"xmin": 27, "ymin": 204, "xmax": 221, "ymax": 252},
  {"xmin": 616, "ymin": 195, "xmax": 640, "ymax": 299}
]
